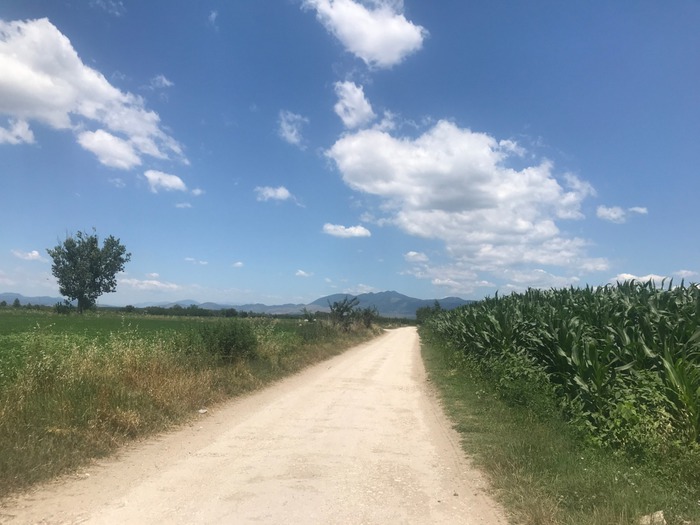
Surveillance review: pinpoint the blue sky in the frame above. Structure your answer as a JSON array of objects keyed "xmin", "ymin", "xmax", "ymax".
[{"xmin": 1, "ymin": 0, "xmax": 698, "ymax": 306}]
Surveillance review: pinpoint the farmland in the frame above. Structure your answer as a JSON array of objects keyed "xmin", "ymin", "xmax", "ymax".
[
  {"xmin": 421, "ymin": 281, "xmax": 700, "ymax": 524},
  {"xmin": 0, "ymin": 308, "xmax": 381, "ymax": 496}
]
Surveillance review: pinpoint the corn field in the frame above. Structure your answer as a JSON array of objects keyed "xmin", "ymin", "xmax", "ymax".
[{"xmin": 424, "ymin": 281, "xmax": 700, "ymax": 454}]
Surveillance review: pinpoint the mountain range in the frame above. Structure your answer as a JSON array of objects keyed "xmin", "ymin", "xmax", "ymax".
[{"xmin": 0, "ymin": 291, "xmax": 471, "ymax": 319}]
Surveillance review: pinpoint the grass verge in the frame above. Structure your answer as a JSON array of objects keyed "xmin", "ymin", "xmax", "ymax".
[
  {"xmin": 0, "ymin": 316, "xmax": 380, "ymax": 497},
  {"xmin": 420, "ymin": 331, "xmax": 700, "ymax": 525}
]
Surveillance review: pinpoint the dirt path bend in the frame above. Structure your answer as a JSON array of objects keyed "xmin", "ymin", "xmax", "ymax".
[{"xmin": 0, "ymin": 327, "xmax": 507, "ymax": 525}]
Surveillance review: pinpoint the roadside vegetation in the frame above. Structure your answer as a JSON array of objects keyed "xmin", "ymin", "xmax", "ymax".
[
  {"xmin": 420, "ymin": 281, "xmax": 700, "ymax": 525},
  {"xmin": 0, "ymin": 305, "xmax": 382, "ymax": 496}
]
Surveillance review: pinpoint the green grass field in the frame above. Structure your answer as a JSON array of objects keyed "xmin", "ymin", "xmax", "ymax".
[
  {"xmin": 0, "ymin": 309, "xmax": 215, "ymax": 389},
  {"xmin": 0, "ymin": 308, "xmax": 202, "ymax": 337},
  {"xmin": 0, "ymin": 308, "xmax": 380, "ymax": 496}
]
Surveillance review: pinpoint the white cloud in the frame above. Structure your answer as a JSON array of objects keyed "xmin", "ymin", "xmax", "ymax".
[
  {"xmin": 0, "ymin": 119, "xmax": 34, "ymax": 144},
  {"xmin": 597, "ymin": 205, "xmax": 648, "ymax": 224},
  {"xmin": 175, "ymin": 202, "xmax": 192, "ymax": 209},
  {"xmin": 144, "ymin": 170, "xmax": 187, "ymax": 193},
  {"xmin": 404, "ymin": 260, "xmax": 486, "ymax": 296},
  {"xmin": 611, "ymin": 273, "xmax": 669, "ymax": 286},
  {"xmin": 432, "ymin": 277, "xmax": 462, "ymax": 289},
  {"xmin": 208, "ymin": 10, "xmax": 219, "ymax": 27},
  {"xmin": 374, "ymin": 110, "xmax": 397, "ymax": 131},
  {"xmin": 191, "ymin": 188, "xmax": 205, "ymax": 196},
  {"xmin": 255, "ymin": 186, "xmax": 293, "ymax": 202},
  {"xmin": 326, "ymin": 120, "xmax": 605, "ymax": 291},
  {"xmin": 628, "ymin": 206, "xmax": 648, "ymax": 215},
  {"xmin": 303, "ymin": 0, "xmax": 427, "ymax": 69},
  {"xmin": 146, "ymin": 272, "xmax": 160, "ymax": 279},
  {"xmin": 334, "ymin": 81, "xmax": 376, "ymax": 128},
  {"xmin": 296, "ymin": 269, "xmax": 313, "ymax": 278},
  {"xmin": 232, "ymin": 261, "xmax": 244, "ymax": 268},
  {"xmin": 404, "ymin": 251, "xmax": 428, "ymax": 262},
  {"xmin": 77, "ymin": 129, "xmax": 141, "ymax": 169},
  {"xmin": 596, "ymin": 206, "xmax": 625, "ymax": 223},
  {"xmin": 278, "ymin": 110, "xmax": 308, "ymax": 147},
  {"xmin": 409, "ymin": 260, "xmax": 579, "ymax": 296},
  {"xmin": 322, "ymin": 223, "xmax": 372, "ymax": 237},
  {"xmin": 91, "ymin": 0, "xmax": 126, "ymax": 16},
  {"xmin": 109, "ymin": 177, "xmax": 126, "ymax": 188},
  {"xmin": 185, "ymin": 257, "xmax": 208, "ymax": 265},
  {"xmin": 502, "ymin": 268, "xmax": 580, "ymax": 291},
  {"xmin": 0, "ymin": 18, "xmax": 185, "ymax": 168},
  {"xmin": 120, "ymin": 278, "xmax": 180, "ymax": 291},
  {"xmin": 344, "ymin": 283, "xmax": 376, "ymax": 295},
  {"xmin": 674, "ymin": 269, "xmax": 698, "ymax": 279},
  {"xmin": 11, "ymin": 249, "xmax": 46, "ymax": 262},
  {"xmin": 148, "ymin": 74, "xmax": 174, "ymax": 90}
]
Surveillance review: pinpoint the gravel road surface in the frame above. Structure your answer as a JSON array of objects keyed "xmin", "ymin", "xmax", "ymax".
[{"xmin": 1, "ymin": 327, "xmax": 507, "ymax": 524}]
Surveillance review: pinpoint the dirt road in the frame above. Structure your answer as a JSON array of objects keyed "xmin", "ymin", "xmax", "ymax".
[{"xmin": 1, "ymin": 327, "xmax": 507, "ymax": 524}]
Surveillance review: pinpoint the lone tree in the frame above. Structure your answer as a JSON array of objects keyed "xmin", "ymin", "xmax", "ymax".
[{"xmin": 47, "ymin": 230, "xmax": 131, "ymax": 313}]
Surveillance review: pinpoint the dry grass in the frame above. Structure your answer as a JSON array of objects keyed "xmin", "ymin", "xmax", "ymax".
[{"xmin": 0, "ymin": 319, "xmax": 380, "ymax": 496}]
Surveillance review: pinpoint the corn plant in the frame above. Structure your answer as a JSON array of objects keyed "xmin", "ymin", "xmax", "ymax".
[{"xmin": 424, "ymin": 281, "xmax": 700, "ymax": 453}]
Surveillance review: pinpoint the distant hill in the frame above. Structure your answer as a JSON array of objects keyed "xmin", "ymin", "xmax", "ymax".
[
  {"xmin": 148, "ymin": 292, "xmax": 470, "ymax": 318},
  {"xmin": 0, "ymin": 292, "xmax": 65, "ymax": 306},
  {"xmin": 1, "ymin": 291, "xmax": 471, "ymax": 318},
  {"xmin": 309, "ymin": 291, "xmax": 471, "ymax": 318}
]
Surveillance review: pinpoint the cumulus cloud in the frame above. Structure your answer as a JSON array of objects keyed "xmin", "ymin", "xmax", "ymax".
[
  {"xmin": 596, "ymin": 206, "xmax": 625, "ymax": 223},
  {"xmin": 77, "ymin": 129, "xmax": 141, "ymax": 169},
  {"xmin": 326, "ymin": 119, "xmax": 606, "ymax": 291},
  {"xmin": 0, "ymin": 18, "xmax": 185, "ymax": 168},
  {"xmin": 296, "ymin": 269, "xmax": 313, "ymax": 278},
  {"xmin": 0, "ymin": 119, "xmax": 34, "ymax": 144},
  {"xmin": 303, "ymin": 0, "xmax": 428, "ymax": 69},
  {"xmin": 11, "ymin": 249, "xmax": 46, "ymax": 262},
  {"xmin": 597, "ymin": 205, "xmax": 648, "ymax": 224},
  {"xmin": 404, "ymin": 251, "xmax": 428, "ymax": 262},
  {"xmin": 403, "ymin": 259, "xmax": 489, "ymax": 295},
  {"xmin": 232, "ymin": 261, "xmax": 244, "ymax": 268},
  {"xmin": 334, "ymin": 81, "xmax": 376, "ymax": 128},
  {"xmin": 255, "ymin": 186, "xmax": 293, "ymax": 202},
  {"xmin": 144, "ymin": 170, "xmax": 187, "ymax": 193},
  {"xmin": 278, "ymin": 110, "xmax": 308, "ymax": 147},
  {"xmin": 322, "ymin": 223, "xmax": 372, "ymax": 237},
  {"xmin": 674, "ymin": 269, "xmax": 698, "ymax": 279}
]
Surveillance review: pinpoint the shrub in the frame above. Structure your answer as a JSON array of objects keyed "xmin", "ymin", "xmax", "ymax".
[
  {"xmin": 54, "ymin": 301, "xmax": 74, "ymax": 315},
  {"xmin": 194, "ymin": 320, "xmax": 258, "ymax": 361}
]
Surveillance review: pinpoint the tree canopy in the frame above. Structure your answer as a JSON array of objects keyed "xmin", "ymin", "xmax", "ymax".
[{"xmin": 47, "ymin": 230, "xmax": 131, "ymax": 313}]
